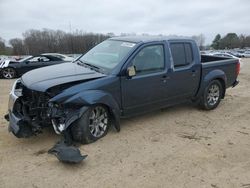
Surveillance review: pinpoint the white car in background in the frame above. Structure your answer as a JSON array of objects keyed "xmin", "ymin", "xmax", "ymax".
[
  {"xmin": 211, "ymin": 52, "xmax": 243, "ymax": 68},
  {"xmin": 0, "ymin": 56, "xmax": 8, "ymax": 64},
  {"xmin": 242, "ymin": 51, "xmax": 250, "ymax": 58},
  {"xmin": 42, "ymin": 53, "xmax": 74, "ymax": 61}
]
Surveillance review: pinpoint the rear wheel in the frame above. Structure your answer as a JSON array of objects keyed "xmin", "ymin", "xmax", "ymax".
[
  {"xmin": 200, "ymin": 80, "xmax": 223, "ymax": 110},
  {"xmin": 71, "ymin": 105, "xmax": 110, "ymax": 144},
  {"xmin": 2, "ymin": 67, "xmax": 16, "ymax": 79}
]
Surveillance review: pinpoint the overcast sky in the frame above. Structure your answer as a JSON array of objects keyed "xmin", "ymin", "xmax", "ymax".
[{"xmin": 1, "ymin": 0, "xmax": 250, "ymax": 44}]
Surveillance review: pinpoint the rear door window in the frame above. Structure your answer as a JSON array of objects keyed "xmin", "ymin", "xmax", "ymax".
[{"xmin": 170, "ymin": 43, "xmax": 193, "ymax": 68}]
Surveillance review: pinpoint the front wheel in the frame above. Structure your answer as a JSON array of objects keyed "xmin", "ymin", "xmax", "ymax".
[
  {"xmin": 200, "ymin": 80, "xmax": 223, "ymax": 110},
  {"xmin": 71, "ymin": 105, "xmax": 110, "ymax": 144},
  {"xmin": 2, "ymin": 67, "xmax": 16, "ymax": 79}
]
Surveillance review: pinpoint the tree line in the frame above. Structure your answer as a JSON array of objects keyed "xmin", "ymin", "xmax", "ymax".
[
  {"xmin": 1, "ymin": 30, "xmax": 207, "ymax": 55},
  {"xmin": 1, "ymin": 29, "xmax": 110, "ymax": 55},
  {"xmin": 211, "ymin": 33, "xmax": 250, "ymax": 50},
  {"xmin": 1, "ymin": 30, "xmax": 250, "ymax": 55}
]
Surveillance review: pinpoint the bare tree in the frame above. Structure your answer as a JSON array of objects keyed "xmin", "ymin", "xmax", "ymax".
[
  {"xmin": 0, "ymin": 37, "xmax": 6, "ymax": 54},
  {"xmin": 9, "ymin": 38, "xmax": 25, "ymax": 55},
  {"xmin": 18, "ymin": 29, "xmax": 110, "ymax": 55},
  {"xmin": 192, "ymin": 34, "xmax": 205, "ymax": 50}
]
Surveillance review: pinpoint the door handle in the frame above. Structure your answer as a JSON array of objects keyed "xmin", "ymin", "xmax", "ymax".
[
  {"xmin": 191, "ymin": 70, "xmax": 197, "ymax": 77},
  {"xmin": 161, "ymin": 75, "xmax": 170, "ymax": 82}
]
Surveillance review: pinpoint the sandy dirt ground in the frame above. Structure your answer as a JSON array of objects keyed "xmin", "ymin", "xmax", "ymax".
[{"xmin": 0, "ymin": 59, "xmax": 250, "ymax": 188}]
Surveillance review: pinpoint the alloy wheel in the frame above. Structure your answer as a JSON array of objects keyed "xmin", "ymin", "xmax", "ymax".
[
  {"xmin": 89, "ymin": 106, "xmax": 108, "ymax": 138},
  {"xmin": 207, "ymin": 84, "xmax": 220, "ymax": 106},
  {"xmin": 2, "ymin": 68, "xmax": 15, "ymax": 79}
]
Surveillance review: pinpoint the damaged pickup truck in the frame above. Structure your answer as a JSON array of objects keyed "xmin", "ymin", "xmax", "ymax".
[{"xmin": 5, "ymin": 36, "xmax": 240, "ymax": 144}]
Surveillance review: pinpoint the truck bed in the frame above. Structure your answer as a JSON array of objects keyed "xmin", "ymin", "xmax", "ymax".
[
  {"xmin": 201, "ymin": 55, "xmax": 230, "ymax": 63},
  {"xmin": 200, "ymin": 55, "xmax": 239, "ymax": 88}
]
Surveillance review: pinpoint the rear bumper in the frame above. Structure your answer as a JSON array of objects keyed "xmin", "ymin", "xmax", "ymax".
[{"xmin": 232, "ymin": 80, "xmax": 239, "ymax": 88}]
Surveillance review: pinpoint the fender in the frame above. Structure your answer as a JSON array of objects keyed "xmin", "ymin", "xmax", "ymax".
[
  {"xmin": 50, "ymin": 90, "xmax": 121, "ymax": 132},
  {"xmin": 196, "ymin": 69, "xmax": 227, "ymax": 99}
]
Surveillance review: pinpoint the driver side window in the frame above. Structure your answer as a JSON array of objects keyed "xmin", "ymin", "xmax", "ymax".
[
  {"xmin": 29, "ymin": 56, "xmax": 50, "ymax": 63},
  {"xmin": 29, "ymin": 57, "xmax": 40, "ymax": 62},
  {"xmin": 132, "ymin": 45, "xmax": 164, "ymax": 75},
  {"xmin": 39, "ymin": 56, "xmax": 50, "ymax": 62}
]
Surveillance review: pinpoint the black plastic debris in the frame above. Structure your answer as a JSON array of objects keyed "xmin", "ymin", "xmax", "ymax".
[
  {"xmin": 48, "ymin": 141, "xmax": 87, "ymax": 163},
  {"xmin": 4, "ymin": 114, "xmax": 9, "ymax": 121}
]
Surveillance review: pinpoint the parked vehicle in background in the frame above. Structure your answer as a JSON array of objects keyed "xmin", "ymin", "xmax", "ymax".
[
  {"xmin": 6, "ymin": 36, "xmax": 240, "ymax": 144},
  {"xmin": 228, "ymin": 51, "xmax": 244, "ymax": 58},
  {"xmin": 210, "ymin": 52, "xmax": 243, "ymax": 68},
  {"xmin": 242, "ymin": 51, "xmax": 250, "ymax": 58},
  {"xmin": 0, "ymin": 56, "xmax": 16, "ymax": 64},
  {"xmin": 212, "ymin": 52, "xmax": 239, "ymax": 59},
  {"xmin": 0, "ymin": 54, "xmax": 69, "ymax": 79},
  {"xmin": 0, "ymin": 56, "xmax": 8, "ymax": 64},
  {"xmin": 42, "ymin": 53, "xmax": 74, "ymax": 61},
  {"xmin": 67, "ymin": 54, "xmax": 82, "ymax": 59}
]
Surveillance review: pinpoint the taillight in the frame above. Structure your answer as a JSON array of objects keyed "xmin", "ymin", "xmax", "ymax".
[{"xmin": 236, "ymin": 60, "xmax": 240, "ymax": 77}]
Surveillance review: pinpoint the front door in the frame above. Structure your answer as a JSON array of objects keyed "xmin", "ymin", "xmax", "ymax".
[{"xmin": 121, "ymin": 43, "xmax": 168, "ymax": 115}]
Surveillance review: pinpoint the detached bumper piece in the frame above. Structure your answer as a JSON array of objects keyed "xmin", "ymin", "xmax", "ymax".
[{"xmin": 48, "ymin": 141, "xmax": 87, "ymax": 163}]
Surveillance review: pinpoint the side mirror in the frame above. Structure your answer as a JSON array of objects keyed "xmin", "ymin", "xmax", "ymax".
[
  {"xmin": 25, "ymin": 61, "xmax": 30, "ymax": 64},
  {"xmin": 127, "ymin": 65, "xmax": 136, "ymax": 77}
]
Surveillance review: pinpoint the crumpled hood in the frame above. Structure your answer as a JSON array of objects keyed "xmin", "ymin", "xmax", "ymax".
[{"xmin": 21, "ymin": 62, "xmax": 106, "ymax": 92}]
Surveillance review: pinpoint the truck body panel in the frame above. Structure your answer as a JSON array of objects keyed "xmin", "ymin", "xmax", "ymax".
[{"xmin": 5, "ymin": 36, "xmax": 240, "ymax": 138}]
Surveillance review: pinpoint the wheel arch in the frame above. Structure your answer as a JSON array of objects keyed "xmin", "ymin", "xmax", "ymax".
[
  {"xmin": 196, "ymin": 69, "xmax": 227, "ymax": 99},
  {"xmin": 60, "ymin": 90, "xmax": 121, "ymax": 132}
]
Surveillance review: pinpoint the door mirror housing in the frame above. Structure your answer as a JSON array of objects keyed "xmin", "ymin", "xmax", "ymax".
[{"xmin": 127, "ymin": 66, "xmax": 136, "ymax": 77}]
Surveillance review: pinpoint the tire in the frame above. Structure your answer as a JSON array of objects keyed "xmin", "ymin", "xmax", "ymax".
[
  {"xmin": 2, "ymin": 67, "xmax": 16, "ymax": 79},
  {"xmin": 200, "ymin": 80, "xmax": 223, "ymax": 110},
  {"xmin": 71, "ymin": 105, "xmax": 110, "ymax": 144}
]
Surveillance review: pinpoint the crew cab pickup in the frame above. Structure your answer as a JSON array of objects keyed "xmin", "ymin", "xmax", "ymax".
[{"xmin": 5, "ymin": 36, "xmax": 240, "ymax": 143}]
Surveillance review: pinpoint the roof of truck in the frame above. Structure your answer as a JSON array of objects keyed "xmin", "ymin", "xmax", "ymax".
[{"xmin": 110, "ymin": 36, "xmax": 193, "ymax": 43}]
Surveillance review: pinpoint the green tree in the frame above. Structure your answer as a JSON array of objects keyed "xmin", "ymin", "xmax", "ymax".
[
  {"xmin": 220, "ymin": 33, "xmax": 240, "ymax": 49},
  {"xmin": 211, "ymin": 34, "xmax": 221, "ymax": 49}
]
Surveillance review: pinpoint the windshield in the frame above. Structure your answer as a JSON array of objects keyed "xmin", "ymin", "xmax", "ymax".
[{"xmin": 79, "ymin": 40, "xmax": 136, "ymax": 73}]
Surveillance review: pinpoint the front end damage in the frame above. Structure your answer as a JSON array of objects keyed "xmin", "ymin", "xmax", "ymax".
[
  {"xmin": 5, "ymin": 79, "xmax": 89, "ymax": 163},
  {"xmin": 6, "ymin": 79, "xmax": 88, "ymax": 138}
]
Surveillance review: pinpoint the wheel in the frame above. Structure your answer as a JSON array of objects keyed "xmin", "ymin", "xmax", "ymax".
[
  {"xmin": 71, "ymin": 105, "xmax": 110, "ymax": 144},
  {"xmin": 2, "ymin": 67, "xmax": 16, "ymax": 79},
  {"xmin": 200, "ymin": 80, "xmax": 223, "ymax": 110}
]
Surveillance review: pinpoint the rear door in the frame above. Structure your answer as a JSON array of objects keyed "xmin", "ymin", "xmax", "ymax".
[
  {"xmin": 167, "ymin": 42, "xmax": 201, "ymax": 99},
  {"xmin": 121, "ymin": 43, "xmax": 168, "ymax": 114}
]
